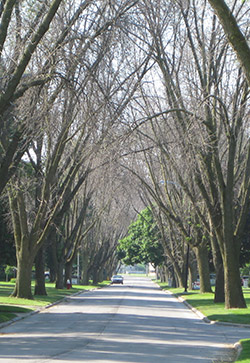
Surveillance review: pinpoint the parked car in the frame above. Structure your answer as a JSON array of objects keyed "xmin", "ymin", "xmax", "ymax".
[
  {"xmin": 241, "ymin": 276, "xmax": 249, "ymax": 287},
  {"xmin": 192, "ymin": 281, "xmax": 200, "ymax": 290},
  {"xmin": 192, "ymin": 273, "xmax": 216, "ymax": 290},
  {"xmin": 111, "ymin": 275, "xmax": 124, "ymax": 284}
]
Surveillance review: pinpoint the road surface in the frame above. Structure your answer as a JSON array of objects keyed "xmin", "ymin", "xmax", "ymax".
[{"xmin": 0, "ymin": 276, "xmax": 249, "ymax": 362}]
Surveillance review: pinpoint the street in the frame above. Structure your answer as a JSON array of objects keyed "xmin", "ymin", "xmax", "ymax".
[{"xmin": 0, "ymin": 276, "xmax": 249, "ymax": 362}]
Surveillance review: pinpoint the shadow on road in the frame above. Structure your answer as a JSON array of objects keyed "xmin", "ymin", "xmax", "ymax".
[{"xmin": 0, "ymin": 278, "xmax": 240, "ymax": 362}]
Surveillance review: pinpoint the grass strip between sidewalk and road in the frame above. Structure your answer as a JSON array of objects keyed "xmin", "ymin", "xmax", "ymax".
[
  {"xmin": 158, "ymin": 283, "xmax": 250, "ymax": 324},
  {"xmin": 237, "ymin": 339, "xmax": 250, "ymax": 362},
  {"xmin": 0, "ymin": 280, "xmax": 110, "ymax": 323},
  {"xmin": 157, "ymin": 282, "xmax": 250, "ymax": 363}
]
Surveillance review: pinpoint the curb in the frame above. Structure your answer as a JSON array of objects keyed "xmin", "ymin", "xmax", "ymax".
[
  {"xmin": 233, "ymin": 342, "xmax": 242, "ymax": 361},
  {"xmin": 0, "ymin": 308, "xmax": 40, "ymax": 330},
  {"xmin": 165, "ymin": 290, "xmax": 246, "ymax": 362},
  {"xmin": 173, "ymin": 291, "xmax": 250, "ymax": 329},
  {"xmin": 151, "ymin": 279, "xmax": 248, "ymax": 362},
  {"xmin": 0, "ymin": 285, "xmax": 108, "ymax": 330},
  {"xmin": 176, "ymin": 294, "xmax": 211, "ymax": 323}
]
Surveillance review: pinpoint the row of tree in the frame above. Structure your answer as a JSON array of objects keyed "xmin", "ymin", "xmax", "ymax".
[
  {"xmin": 0, "ymin": 0, "xmax": 145, "ymax": 298},
  {"xmin": 0, "ymin": 0, "xmax": 250, "ymax": 310},
  {"xmin": 117, "ymin": 0, "xmax": 250, "ymax": 309}
]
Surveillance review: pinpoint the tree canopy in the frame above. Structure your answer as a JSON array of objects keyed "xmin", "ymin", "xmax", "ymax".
[
  {"xmin": 118, "ymin": 207, "xmax": 165, "ymax": 268},
  {"xmin": 0, "ymin": 0, "xmax": 250, "ymax": 310}
]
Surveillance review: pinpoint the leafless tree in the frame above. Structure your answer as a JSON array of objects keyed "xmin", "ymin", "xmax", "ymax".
[
  {"xmin": 122, "ymin": 0, "xmax": 250, "ymax": 308},
  {"xmin": 0, "ymin": 0, "xmax": 95, "ymax": 195},
  {"xmin": 207, "ymin": 0, "xmax": 250, "ymax": 85},
  {"xmin": 7, "ymin": 0, "xmax": 150, "ymax": 299}
]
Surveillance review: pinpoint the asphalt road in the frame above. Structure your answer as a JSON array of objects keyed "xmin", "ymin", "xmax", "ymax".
[{"xmin": 0, "ymin": 276, "xmax": 249, "ymax": 363}]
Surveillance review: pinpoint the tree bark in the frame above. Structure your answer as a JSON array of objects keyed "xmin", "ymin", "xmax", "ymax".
[
  {"xmin": 0, "ymin": 0, "xmax": 64, "ymax": 115},
  {"xmin": 98, "ymin": 269, "xmax": 104, "ymax": 283},
  {"xmin": 12, "ymin": 251, "xmax": 33, "ymax": 299},
  {"xmin": 55, "ymin": 260, "xmax": 64, "ymax": 289},
  {"xmin": 47, "ymin": 240, "xmax": 57, "ymax": 283},
  {"xmin": 92, "ymin": 269, "xmax": 99, "ymax": 285},
  {"xmin": 223, "ymin": 237, "xmax": 246, "ymax": 308},
  {"xmin": 34, "ymin": 247, "xmax": 47, "ymax": 296},
  {"xmin": 81, "ymin": 252, "xmax": 89, "ymax": 285},
  {"xmin": 0, "ymin": 0, "xmax": 16, "ymax": 56},
  {"xmin": 208, "ymin": 0, "xmax": 250, "ymax": 86},
  {"xmin": 214, "ymin": 263, "xmax": 224, "ymax": 303},
  {"xmin": 64, "ymin": 259, "xmax": 73, "ymax": 287},
  {"xmin": 210, "ymin": 234, "xmax": 225, "ymax": 303},
  {"xmin": 195, "ymin": 243, "xmax": 212, "ymax": 293}
]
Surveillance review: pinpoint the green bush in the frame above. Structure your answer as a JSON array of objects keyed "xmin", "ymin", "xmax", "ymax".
[{"xmin": 10, "ymin": 278, "xmax": 16, "ymax": 283}]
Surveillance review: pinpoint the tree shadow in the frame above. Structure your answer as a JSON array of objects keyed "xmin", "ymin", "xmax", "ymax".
[{"xmin": 0, "ymin": 280, "xmax": 245, "ymax": 362}]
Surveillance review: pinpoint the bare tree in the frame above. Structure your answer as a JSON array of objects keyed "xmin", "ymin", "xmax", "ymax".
[
  {"xmin": 77, "ymin": 156, "xmax": 139, "ymax": 284},
  {"xmin": 126, "ymin": 0, "xmax": 250, "ymax": 308},
  {"xmin": 0, "ymin": 0, "xmax": 87, "ymax": 195},
  {"xmin": 7, "ymin": 1, "xmax": 150, "ymax": 299},
  {"xmin": 207, "ymin": 0, "xmax": 250, "ymax": 85}
]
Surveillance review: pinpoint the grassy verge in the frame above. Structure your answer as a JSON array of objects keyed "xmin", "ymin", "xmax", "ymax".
[
  {"xmin": 237, "ymin": 339, "xmax": 250, "ymax": 362},
  {"xmin": 157, "ymin": 282, "xmax": 250, "ymax": 362},
  {"xmin": 0, "ymin": 280, "xmax": 110, "ymax": 323},
  {"xmin": 158, "ymin": 283, "xmax": 250, "ymax": 324},
  {"xmin": 0, "ymin": 305, "xmax": 33, "ymax": 323}
]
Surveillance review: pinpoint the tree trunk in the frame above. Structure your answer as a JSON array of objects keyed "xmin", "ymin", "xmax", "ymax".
[
  {"xmin": 82, "ymin": 271, "xmax": 90, "ymax": 285},
  {"xmin": 220, "ymin": 195, "xmax": 246, "ymax": 308},
  {"xmin": 98, "ymin": 269, "xmax": 104, "ymax": 283},
  {"xmin": 171, "ymin": 271, "xmax": 177, "ymax": 288},
  {"xmin": 162, "ymin": 264, "xmax": 170, "ymax": 283},
  {"xmin": 81, "ymin": 252, "xmax": 89, "ymax": 285},
  {"xmin": 12, "ymin": 252, "xmax": 33, "ymax": 299},
  {"xmin": 208, "ymin": 0, "xmax": 250, "ymax": 86},
  {"xmin": 92, "ymin": 269, "xmax": 99, "ymax": 285},
  {"xmin": 55, "ymin": 260, "xmax": 64, "ymax": 289},
  {"xmin": 210, "ymin": 234, "xmax": 225, "ymax": 303},
  {"xmin": 195, "ymin": 244, "xmax": 212, "ymax": 293},
  {"xmin": 64, "ymin": 260, "xmax": 73, "ymax": 287},
  {"xmin": 188, "ymin": 249, "xmax": 198, "ymax": 287},
  {"xmin": 223, "ymin": 240, "xmax": 246, "ymax": 308},
  {"xmin": 172, "ymin": 259, "xmax": 185, "ymax": 287},
  {"xmin": 214, "ymin": 262, "xmax": 224, "ymax": 303},
  {"xmin": 47, "ymin": 237, "xmax": 57, "ymax": 283},
  {"xmin": 34, "ymin": 247, "xmax": 47, "ymax": 296}
]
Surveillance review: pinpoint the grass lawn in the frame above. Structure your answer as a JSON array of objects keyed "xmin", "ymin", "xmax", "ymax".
[
  {"xmin": 0, "ymin": 305, "xmax": 33, "ymax": 323},
  {"xmin": 0, "ymin": 280, "xmax": 110, "ymax": 323},
  {"xmin": 237, "ymin": 339, "xmax": 250, "ymax": 362},
  {"xmin": 158, "ymin": 283, "xmax": 250, "ymax": 325}
]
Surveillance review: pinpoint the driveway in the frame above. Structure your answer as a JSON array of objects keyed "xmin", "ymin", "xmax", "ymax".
[{"xmin": 0, "ymin": 276, "xmax": 249, "ymax": 362}]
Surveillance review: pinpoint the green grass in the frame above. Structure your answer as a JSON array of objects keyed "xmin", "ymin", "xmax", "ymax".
[
  {"xmin": 0, "ymin": 280, "xmax": 110, "ymax": 323},
  {"xmin": 0, "ymin": 305, "xmax": 33, "ymax": 313},
  {"xmin": 158, "ymin": 283, "xmax": 250, "ymax": 325},
  {"xmin": 236, "ymin": 339, "xmax": 250, "ymax": 362},
  {"xmin": 0, "ymin": 312, "xmax": 17, "ymax": 323},
  {"xmin": 0, "ymin": 305, "xmax": 33, "ymax": 323}
]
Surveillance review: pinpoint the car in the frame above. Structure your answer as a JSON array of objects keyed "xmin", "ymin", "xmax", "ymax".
[
  {"xmin": 111, "ymin": 275, "xmax": 124, "ymax": 284},
  {"xmin": 192, "ymin": 280, "xmax": 200, "ymax": 290},
  {"xmin": 241, "ymin": 275, "xmax": 249, "ymax": 287}
]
